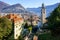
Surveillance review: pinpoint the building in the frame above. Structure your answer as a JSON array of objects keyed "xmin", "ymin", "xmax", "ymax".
[
  {"xmin": 33, "ymin": 35, "xmax": 38, "ymax": 40},
  {"xmin": 22, "ymin": 13, "xmax": 40, "ymax": 26},
  {"xmin": 6, "ymin": 14, "xmax": 24, "ymax": 39},
  {"xmin": 41, "ymin": 3, "xmax": 46, "ymax": 27},
  {"xmin": 24, "ymin": 36, "xmax": 29, "ymax": 40}
]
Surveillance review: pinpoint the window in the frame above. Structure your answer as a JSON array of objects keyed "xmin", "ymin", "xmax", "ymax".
[{"xmin": 16, "ymin": 34, "xmax": 18, "ymax": 37}]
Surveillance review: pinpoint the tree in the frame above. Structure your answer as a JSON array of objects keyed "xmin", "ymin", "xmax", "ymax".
[
  {"xmin": 28, "ymin": 25, "xmax": 32, "ymax": 35},
  {"xmin": 46, "ymin": 4, "xmax": 60, "ymax": 36},
  {"xmin": 0, "ymin": 17, "xmax": 12, "ymax": 40}
]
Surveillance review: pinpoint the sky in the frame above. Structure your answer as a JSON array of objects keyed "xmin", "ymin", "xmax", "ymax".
[{"xmin": 0, "ymin": 0, "xmax": 60, "ymax": 8}]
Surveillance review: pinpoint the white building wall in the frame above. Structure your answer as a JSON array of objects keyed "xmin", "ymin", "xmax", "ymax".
[{"xmin": 14, "ymin": 21, "xmax": 23, "ymax": 39}]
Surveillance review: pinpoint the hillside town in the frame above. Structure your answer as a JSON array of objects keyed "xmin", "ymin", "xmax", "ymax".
[
  {"xmin": 0, "ymin": 3, "xmax": 46, "ymax": 40},
  {"xmin": 0, "ymin": 1, "xmax": 60, "ymax": 40}
]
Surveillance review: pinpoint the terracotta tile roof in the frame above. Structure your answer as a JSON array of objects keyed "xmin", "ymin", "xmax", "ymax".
[{"xmin": 6, "ymin": 14, "xmax": 24, "ymax": 23}]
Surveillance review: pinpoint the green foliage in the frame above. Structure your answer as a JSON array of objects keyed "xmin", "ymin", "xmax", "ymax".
[
  {"xmin": 18, "ymin": 35, "xmax": 24, "ymax": 40},
  {"xmin": 0, "ymin": 17, "xmax": 12, "ymax": 39},
  {"xmin": 24, "ymin": 22, "xmax": 33, "ymax": 33},
  {"xmin": 46, "ymin": 4, "xmax": 60, "ymax": 36},
  {"xmin": 28, "ymin": 26, "xmax": 32, "ymax": 32},
  {"xmin": 8, "ymin": 34, "xmax": 14, "ymax": 40},
  {"xmin": 24, "ymin": 22, "xmax": 29, "ymax": 29},
  {"xmin": 39, "ymin": 33, "xmax": 60, "ymax": 40}
]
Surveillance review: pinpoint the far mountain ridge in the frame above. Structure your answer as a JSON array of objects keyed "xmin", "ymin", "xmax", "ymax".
[
  {"xmin": 27, "ymin": 3, "xmax": 59, "ymax": 17},
  {"xmin": 0, "ymin": 1, "xmax": 10, "ymax": 12},
  {"xmin": 2, "ymin": 3, "xmax": 25, "ymax": 10},
  {"xmin": 1, "ymin": 3, "xmax": 29, "ymax": 13},
  {"xmin": 0, "ymin": 1, "xmax": 59, "ymax": 17}
]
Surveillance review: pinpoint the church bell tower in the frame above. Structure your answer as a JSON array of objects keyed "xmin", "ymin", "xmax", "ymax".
[{"xmin": 41, "ymin": 3, "xmax": 46, "ymax": 27}]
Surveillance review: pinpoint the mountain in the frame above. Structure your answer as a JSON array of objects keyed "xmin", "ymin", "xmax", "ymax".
[
  {"xmin": 1, "ymin": 3, "xmax": 31, "ymax": 13},
  {"xmin": 0, "ymin": 1, "xmax": 59, "ymax": 17},
  {"xmin": 27, "ymin": 3, "xmax": 59, "ymax": 17},
  {"xmin": 0, "ymin": 1, "xmax": 10, "ymax": 12}
]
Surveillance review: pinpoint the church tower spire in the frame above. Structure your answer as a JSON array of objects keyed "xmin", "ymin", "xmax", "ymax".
[{"xmin": 41, "ymin": 3, "xmax": 46, "ymax": 27}]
